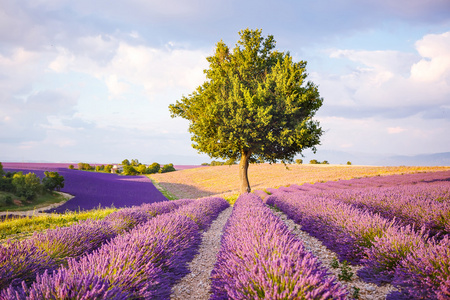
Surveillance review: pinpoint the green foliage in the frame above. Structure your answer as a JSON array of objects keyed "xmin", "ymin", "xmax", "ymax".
[
  {"xmin": 224, "ymin": 193, "xmax": 239, "ymax": 206},
  {"xmin": 295, "ymin": 158, "xmax": 303, "ymax": 164},
  {"xmin": 338, "ymin": 260, "xmax": 354, "ymax": 281},
  {"xmin": 309, "ymin": 159, "xmax": 329, "ymax": 164},
  {"xmin": 1, "ymin": 194, "xmax": 13, "ymax": 206},
  {"xmin": 42, "ymin": 171, "xmax": 65, "ymax": 192},
  {"xmin": 136, "ymin": 164, "xmax": 147, "ymax": 174},
  {"xmin": 78, "ymin": 163, "xmax": 94, "ymax": 171},
  {"xmin": 330, "ymin": 257, "xmax": 340, "ymax": 269},
  {"xmin": 0, "ymin": 206, "xmax": 117, "ymax": 241},
  {"xmin": 347, "ymin": 161, "xmax": 352, "ymax": 165},
  {"xmin": 169, "ymin": 28, "xmax": 323, "ymax": 193},
  {"xmin": 208, "ymin": 159, "xmax": 238, "ymax": 166},
  {"xmin": 122, "ymin": 165, "xmax": 138, "ymax": 176},
  {"xmin": 68, "ymin": 164, "xmax": 75, "ymax": 169},
  {"xmin": 331, "ymin": 259, "xmax": 354, "ymax": 281},
  {"xmin": 0, "ymin": 162, "xmax": 4, "ymax": 177},
  {"xmin": 0, "ymin": 172, "xmax": 14, "ymax": 192},
  {"xmin": 104, "ymin": 164, "xmax": 113, "ymax": 173},
  {"xmin": 210, "ymin": 160, "xmax": 225, "ymax": 166},
  {"xmin": 12, "ymin": 172, "xmax": 42, "ymax": 200},
  {"xmin": 330, "ymin": 258, "xmax": 354, "ymax": 281},
  {"xmin": 119, "ymin": 160, "xmax": 165, "ymax": 175},
  {"xmin": 351, "ymin": 287, "xmax": 360, "ymax": 299},
  {"xmin": 159, "ymin": 163, "xmax": 176, "ymax": 173},
  {"xmin": 147, "ymin": 162, "xmax": 161, "ymax": 174}
]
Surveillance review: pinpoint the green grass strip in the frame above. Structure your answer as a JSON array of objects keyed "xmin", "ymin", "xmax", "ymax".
[{"xmin": 0, "ymin": 207, "xmax": 117, "ymax": 242}]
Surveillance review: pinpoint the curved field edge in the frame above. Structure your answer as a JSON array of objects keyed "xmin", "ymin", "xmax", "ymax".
[{"xmin": 149, "ymin": 164, "xmax": 450, "ymax": 199}]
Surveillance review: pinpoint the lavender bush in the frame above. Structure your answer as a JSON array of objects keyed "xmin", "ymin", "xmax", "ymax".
[
  {"xmin": 211, "ymin": 193, "xmax": 347, "ymax": 299},
  {"xmin": 266, "ymin": 192, "xmax": 394, "ymax": 263},
  {"xmin": 266, "ymin": 191, "xmax": 434, "ymax": 284},
  {"xmin": 323, "ymin": 181, "xmax": 450, "ymax": 235},
  {"xmin": 0, "ymin": 199, "xmax": 192, "ymax": 291},
  {"xmin": 2, "ymin": 197, "xmax": 229, "ymax": 299},
  {"xmin": 394, "ymin": 235, "xmax": 450, "ymax": 299}
]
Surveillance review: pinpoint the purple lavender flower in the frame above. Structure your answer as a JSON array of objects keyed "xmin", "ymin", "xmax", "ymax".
[
  {"xmin": 211, "ymin": 193, "xmax": 347, "ymax": 299},
  {"xmin": 0, "ymin": 198, "xmax": 193, "ymax": 291},
  {"xmin": 394, "ymin": 235, "xmax": 450, "ymax": 299},
  {"xmin": 3, "ymin": 164, "xmax": 168, "ymax": 212},
  {"xmin": 2, "ymin": 197, "xmax": 229, "ymax": 299}
]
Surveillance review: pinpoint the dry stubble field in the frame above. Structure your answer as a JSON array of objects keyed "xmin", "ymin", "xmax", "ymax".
[{"xmin": 149, "ymin": 164, "xmax": 450, "ymax": 199}]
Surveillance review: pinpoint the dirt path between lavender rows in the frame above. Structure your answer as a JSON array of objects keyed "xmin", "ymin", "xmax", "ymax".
[
  {"xmin": 0, "ymin": 192, "xmax": 74, "ymax": 217},
  {"xmin": 170, "ymin": 203, "xmax": 397, "ymax": 300}
]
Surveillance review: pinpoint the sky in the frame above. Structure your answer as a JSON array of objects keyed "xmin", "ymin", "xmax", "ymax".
[{"xmin": 1, "ymin": 0, "xmax": 449, "ymax": 165}]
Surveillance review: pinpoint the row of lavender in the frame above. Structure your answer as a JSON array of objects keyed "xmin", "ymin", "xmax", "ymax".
[
  {"xmin": 321, "ymin": 181, "xmax": 450, "ymax": 236},
  {"xmin": 3, "ymin": 166, "xmax": 168, "ymax": 212},
  {"xmin": 210, "ymin": 193, "xmax": 348, "ymax": 299},
  {"xmin": 2, "ymin": 197, "xmax": 229, "ymax": 299},
  {"xmin": 265, "ymin": 172, "xmax": 450, "ymax": 299},
  {"xmin": 268, "ymin": 169, "xmax": 450, "ymax": 194},
  {"xmin": 0, "ymin": 199, "xmax": 193, "ymax": 291}
]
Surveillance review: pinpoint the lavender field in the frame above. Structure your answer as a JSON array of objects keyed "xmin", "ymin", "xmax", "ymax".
[
  {"xmin": 265, "ymin": 170, "xmax": 450, "ymax": 299},
  {"xmin": 2, "ymin": 163, "xmax": 168, "ymax": 212},
  {"xmin": 1, "ymin": 168, "xmax": 449, "ymax": 299}
]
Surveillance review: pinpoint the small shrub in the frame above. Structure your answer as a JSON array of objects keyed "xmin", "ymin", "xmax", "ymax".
[
  {"xmin": 330, "ymin": 257, "xmax": 339, "ymax": 269},
  {"xmin": 338, "ymin": 260, "xmax": 354, "ymax": 281},
  {"xmin": 2, "ymin": 195, "xmax": 13, "ymax": 206},
  {"xmin": 159, "ymin": 163, "xmax": 176, "ymax": 173},
  {"xmin": 351, "ymin": 287, "xmax": 360, "ymax": 299}
]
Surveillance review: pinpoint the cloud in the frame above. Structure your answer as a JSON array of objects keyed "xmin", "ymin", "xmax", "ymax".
[
  {"xmin": 46, "ymin": 35, "xmax": 210, "ymax": 100},
  {"xmin": 411, "ymin": 32, "xmax": 450, "ymax": 82},
  {"xmin": 387, "ymin": 127, "xmax": 406, "ymax": 134},
  {"xmin": 316, "ymin": 31, "xmax": 450, "ymax": 120}
]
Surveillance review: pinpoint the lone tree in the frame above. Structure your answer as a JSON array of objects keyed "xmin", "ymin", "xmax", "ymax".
[{"xmin": 169, "ymin": 29, "xmax": 324, "ymax": 194}]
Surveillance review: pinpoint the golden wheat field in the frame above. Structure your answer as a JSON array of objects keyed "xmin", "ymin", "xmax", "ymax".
[{"xmin": 149, "ymin": 164, "xmax": 450, "ymax": 199}]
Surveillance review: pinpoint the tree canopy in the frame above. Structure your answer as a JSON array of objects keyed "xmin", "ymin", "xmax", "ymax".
[{"xmin": 169, "ymin": 29, "xmax": 324, "ymax": 194}]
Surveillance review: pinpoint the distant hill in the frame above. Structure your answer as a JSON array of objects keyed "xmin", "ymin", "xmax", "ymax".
[{"xmin": 300, "ymin": 151, "xmax": 450, "ymax": 166}]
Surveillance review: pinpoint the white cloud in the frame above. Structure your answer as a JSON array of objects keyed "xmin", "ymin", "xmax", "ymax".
[
  {"xmin": 0, "ymin": 47, "xmax": 42, "ymax": 101},
  {"xmin": 47, "ymin": 35, "xmax": 210, "ymax": 99},
  {"xmin": 411, "ymin": 32, "xmax": 450, "ymax": 82},
  {"xmin": 387, "ymin": 127, "xmax": 406, "ymax": 134},
  {"xmin": 318, "ymin": 31, "xmax": 450, "ymax": 118}
]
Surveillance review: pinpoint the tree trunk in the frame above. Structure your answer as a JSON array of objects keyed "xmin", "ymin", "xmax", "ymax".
[{"xmin": 239, "ymin": 150, "xmax": 251, "ymax": 194}]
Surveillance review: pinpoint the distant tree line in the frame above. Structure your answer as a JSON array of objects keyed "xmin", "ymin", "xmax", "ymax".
[
  {"xmin": 69, "ymin": 163, "xmax": 115, "ymax": 173},
  {"xmin": 0, "ymin": 162, "xmax": 64, "ymax": 205},
  {"xmin": 121, "ymin": 159, "xmax": 176, "ymax": 175},
  {"xmin": 201, "ymin": 159, "xmax": 237, "ymax": 166},
  {"xmin": 309, "ymin": 159, "xmax": 329, "ymax": 165},
  {"xmin": 69, "ymin": 159, "xmax": 176, "ymax": 176}
]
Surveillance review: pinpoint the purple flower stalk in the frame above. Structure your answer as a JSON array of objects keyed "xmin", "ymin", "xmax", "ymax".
[
  {"xmin": 210, "ymin": 193, "xmax": 347, "ymax": 299},
  {"xmin": 0, "ymin": 198, "xmax": 193, "ymax": 291},
  {"xmin": 266, "ymin": 190, "xmax": 434, "ymax": 284},
  {"xmin": 2, "ymin": 197, "xmax": 229, "ymax": 299},
  {"xmin": 394, "ymin": 235, "xmax": 450, "ymax": 299}
]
